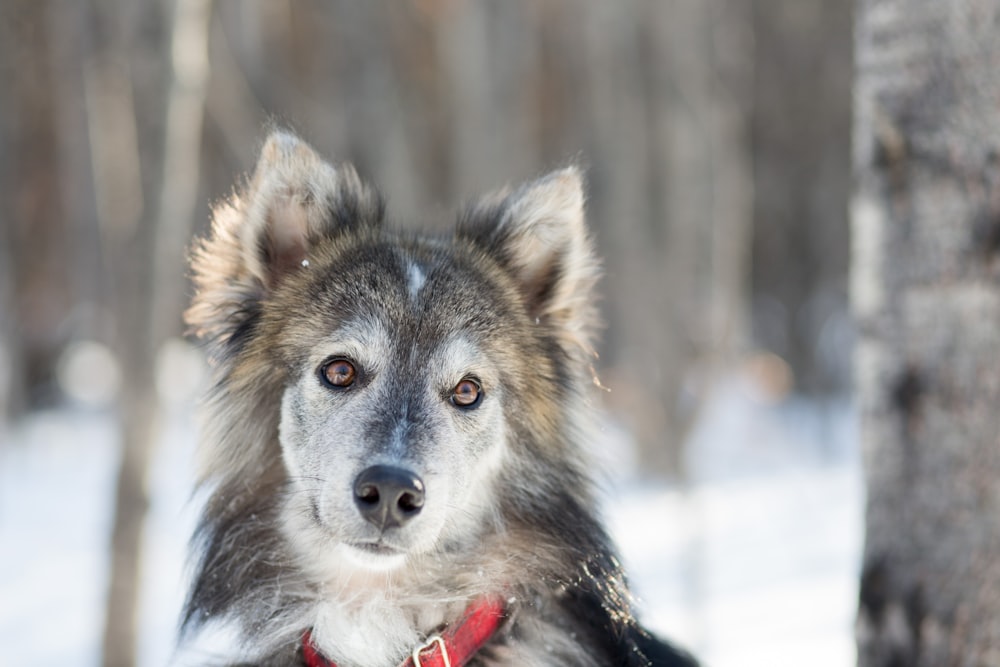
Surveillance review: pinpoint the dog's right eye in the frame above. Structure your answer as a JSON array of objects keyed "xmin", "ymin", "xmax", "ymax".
[
  {"xmin": 450, "ymin": 378, "xmax": 482, "ymax": 409},
  {"xmin": 320, "ymin": 358, "xmax": 357, "ymax": 389}
]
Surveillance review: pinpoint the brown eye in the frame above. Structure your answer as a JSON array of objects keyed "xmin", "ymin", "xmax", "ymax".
[
  {"xmin": 451, "ymin": 378, "xmax": 482, "ymax": 409},
  {"xmin": 321, "ymin": 358, "xmax": 357, "ymax": 389}
]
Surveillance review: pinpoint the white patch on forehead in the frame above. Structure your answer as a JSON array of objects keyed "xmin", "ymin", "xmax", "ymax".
[{"xmin": 406, "ymin": 260, "xmax": 426, "ymax": 301}]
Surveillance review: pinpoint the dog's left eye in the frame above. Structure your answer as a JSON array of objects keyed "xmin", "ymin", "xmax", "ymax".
[
  {"xmin": 320, "ymin": 358, "xmax": 357, "ymax": 389},
  {"xmin": 451, "ymin": 378, "xmax": 482, "ymax": 409}
]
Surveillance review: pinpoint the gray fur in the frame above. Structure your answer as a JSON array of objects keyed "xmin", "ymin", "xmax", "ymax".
[{"xmin": 182, "ymin": 132, "xmax": 695, "ymax": 667}]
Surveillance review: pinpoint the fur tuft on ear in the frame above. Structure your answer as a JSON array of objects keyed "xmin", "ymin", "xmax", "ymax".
[
  {"xmin": 458, "ymin": 167, "xmax": 601, "ymax": 358},
  {"xmin": 185, "ymin": 131, "xmax": 382, "ymax": 360},
  {"xmin": 240, "ymin": 131, "xmax": 381, "ymax": 287}
]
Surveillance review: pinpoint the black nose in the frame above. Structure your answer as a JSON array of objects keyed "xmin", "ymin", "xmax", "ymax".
[{"xmin": 353, "ymin": 465, "xmax": 425, "ymax": 530}]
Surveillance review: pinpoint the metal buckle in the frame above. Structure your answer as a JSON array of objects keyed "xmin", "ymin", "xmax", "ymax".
[{"xmin": 412, "ymin": 635, "xmax": 450, "ymax": 667}]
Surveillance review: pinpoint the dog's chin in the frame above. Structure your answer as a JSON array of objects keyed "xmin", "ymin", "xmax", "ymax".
[{"xmin": 335, "ymin": 542, "xmax": 408, "ymax": 572}]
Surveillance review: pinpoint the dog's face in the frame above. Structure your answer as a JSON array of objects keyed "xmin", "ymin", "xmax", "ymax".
[
  {"xmin": 275, "ymin": 244, "xmax": 518, "ymax": 569},
  {"xmin": 187, "ymin": 132, "xmax": 599, "ymax": 574}
]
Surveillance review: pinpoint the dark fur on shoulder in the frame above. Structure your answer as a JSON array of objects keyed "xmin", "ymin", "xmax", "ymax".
[{"xmin": 182, "ymin": 131, "xmax": 697, "ymax": 667}]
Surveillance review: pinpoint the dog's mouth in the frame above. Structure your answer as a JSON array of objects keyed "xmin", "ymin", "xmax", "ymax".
[
  {"xmin": 345, "ymin": 541, "xmax": 404, "ymax": 557},
  {"xmin": 338, "ymin": 540, "xmax": 409, "ymax": 571}
]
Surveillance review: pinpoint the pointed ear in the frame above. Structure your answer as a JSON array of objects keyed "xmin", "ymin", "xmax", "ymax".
[
  {"xmin": 239, "ymin": 131, "xmax": 380, "ymax": 288},
  {"xmin": 186, "ymin": 131, "xmax": 381, "ymax": 358},
  {"xmin": 458, "ymin": 167, "xmax": 601, "ymax": 355}
]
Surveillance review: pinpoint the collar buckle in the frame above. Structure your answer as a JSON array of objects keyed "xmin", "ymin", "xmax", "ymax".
[{"xmin": 412, "ymin": 634, "xmax": 450, "ymax": 667}]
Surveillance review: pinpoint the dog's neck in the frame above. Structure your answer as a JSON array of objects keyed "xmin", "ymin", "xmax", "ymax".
[
  {"xmin": 282, "ymin": 508, "xmax": 508, "ymax": 667},
  {"xmin": 303, "ymin": 598, "xmax": 506, "ymax": 667},
  {"xmin": 305, "ymin": 561, "xmax": 504, "ymax": 667},
  {"xmin": 309, "ymin": 594, "xmax": 440, "ymax": 667}
]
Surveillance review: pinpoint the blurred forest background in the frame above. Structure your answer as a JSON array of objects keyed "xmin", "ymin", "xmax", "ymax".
[
  {"xmin": 0, "ymin": 1, "xmax": 852, "ymax": 664},
  {"xmin": 0, "ymin": 0, "xmax": 852, "ymax": 460}
]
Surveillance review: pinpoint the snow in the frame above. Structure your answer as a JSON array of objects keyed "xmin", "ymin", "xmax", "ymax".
[{"xmin": 0, "ymin": 380, "xmax": 861, "ymax": 666}]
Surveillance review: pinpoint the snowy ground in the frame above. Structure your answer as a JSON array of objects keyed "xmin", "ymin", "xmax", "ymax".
[{"xmin": 0, "ymin": 379, "xmax": 861, "ymax": 666}]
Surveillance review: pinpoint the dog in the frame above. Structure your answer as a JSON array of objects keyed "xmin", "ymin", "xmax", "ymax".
[{"xmin": 181, "ymin": 130, "xmax": 697, "ymax": 667}]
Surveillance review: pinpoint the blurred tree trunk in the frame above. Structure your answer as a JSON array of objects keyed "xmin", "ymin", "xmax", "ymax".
[
  {"xmin": 84, "ymin": 0, "xmax": 210, "ymax": 664},
  {"xmin": 0, "ymin": 6, "xmax": 17, "ymax": 424},
  {"xmin": 587, "ymin": 0, "xmax": 754, "ymax": 477},
  {"xmin": 854, "ymin": 1, "xmax": 1000, "ymax": 664},
  {"xmin": 0, "ymin": 193, "xmax": 12, "ymax": 425},
  {"xmin": 84, "ymin": 2, "xmax": 157, "ymax": 666},
  {"xmin": 0, "ymin": 24, "xmax": 14, "ymax": 423},
  {"xmin": 751, "ymin": 0, "xmax": 852, "ymax": 395},
  {"xmin": 0, "ymin": 0, "xmax": 70, "ymax": 414}
]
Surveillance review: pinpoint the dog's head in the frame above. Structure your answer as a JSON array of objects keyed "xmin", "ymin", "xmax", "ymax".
[{"xmin": 187, "ymin": 132, "xmax": 599, "ymax": 573}]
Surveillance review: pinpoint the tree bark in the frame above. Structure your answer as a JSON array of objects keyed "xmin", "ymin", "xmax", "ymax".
[{"xmin": 854, "ymin": 1, "xmax": 1000, "ymax": 664}]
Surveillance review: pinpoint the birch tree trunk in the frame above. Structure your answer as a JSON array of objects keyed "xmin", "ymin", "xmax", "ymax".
[{"xmin": 854, "ymin": 1, "xmax": 1000, "ymax": 664}]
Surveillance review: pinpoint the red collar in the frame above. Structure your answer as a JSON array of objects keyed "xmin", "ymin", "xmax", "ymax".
[{"xmin": 302, "ymin": 598, "xmax": 506, "ymax": 667}]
